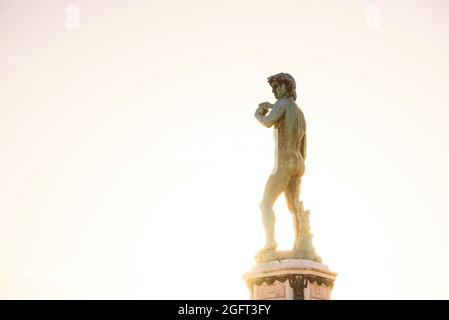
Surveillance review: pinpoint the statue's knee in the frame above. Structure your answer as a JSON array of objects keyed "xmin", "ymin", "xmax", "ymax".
[
  {"xmin": 286, "ymin": 199, "xmax": 298, "ymax": 214},
  {"xmin": 260, "ymin": 200, "xmax": 270, "ymax": 212}
]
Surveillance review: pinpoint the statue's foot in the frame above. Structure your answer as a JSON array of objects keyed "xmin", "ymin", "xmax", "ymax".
[
  {"xmin": 255, "ymin": 240, "xmax": 278, "ymax": 261},
  {"xmin": 261, "ymin": 240, "xmax": 278, "ymax": 252},
  {"xmin": 292, "ymin": 245, "xmax": 322, "ymax": 263},
  {"xmin": 293, "ymin": 242, "xmax": 301, "ymax": 252}
]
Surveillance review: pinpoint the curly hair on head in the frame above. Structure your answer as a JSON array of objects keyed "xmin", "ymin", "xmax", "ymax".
[{"xmin": 267, "ymin": 72, "xmax": 297, "ymax": 101}]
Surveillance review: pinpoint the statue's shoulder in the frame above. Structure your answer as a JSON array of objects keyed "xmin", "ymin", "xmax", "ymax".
[{"xmin": 274, "ymin": 98, "xmax": 291, "ymax": 108}]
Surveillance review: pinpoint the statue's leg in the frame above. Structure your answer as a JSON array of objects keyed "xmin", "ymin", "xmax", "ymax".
[
  {"xmin": 285, "ymin": 174, "xmax": 302, "ymax": 247},
  {"xmin": 259, "ymin": 169, "xmax": 291, "ymax": 252}
]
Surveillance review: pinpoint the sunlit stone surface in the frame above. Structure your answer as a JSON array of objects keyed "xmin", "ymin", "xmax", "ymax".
[{"xmin": 247, "ymin": 73, "xmax": 337, "ymax": 300}]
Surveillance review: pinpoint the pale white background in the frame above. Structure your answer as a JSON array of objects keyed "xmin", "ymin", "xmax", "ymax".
[{"xmin": 1, "ymin": 0, "xmax": 449, "ymax": 299}]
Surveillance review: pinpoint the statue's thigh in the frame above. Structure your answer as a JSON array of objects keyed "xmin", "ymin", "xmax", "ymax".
[{"xmin": 263, "ymin": 169, "xmax": 291, "ymax": 201}]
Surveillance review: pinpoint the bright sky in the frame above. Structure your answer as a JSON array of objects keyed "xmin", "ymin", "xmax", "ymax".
[{"xmin": 1, "ymin": 0, "xmax": 449, "ymax": 299}]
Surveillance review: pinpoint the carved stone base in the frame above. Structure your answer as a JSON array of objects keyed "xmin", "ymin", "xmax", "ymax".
[{"xmin": 243, "ymin": 259, "xmax": 337, "ymax": 300}]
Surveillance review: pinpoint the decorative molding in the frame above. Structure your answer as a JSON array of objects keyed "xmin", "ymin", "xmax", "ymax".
[{"xmin": 246, "ymin": 274, "xmax": 335, "ymax": 300}]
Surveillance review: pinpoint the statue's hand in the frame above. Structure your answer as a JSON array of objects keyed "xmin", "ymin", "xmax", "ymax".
[
  {"xmin": 256, "ymin": 102, "xmax": 272, "ymax": 116},
  {"xmin": 256, "ymin": 105, "xmax": 269, "ymax": 116},
  {"xmin": 258, "ymin": 102, "xmax": 273, "ymax": 109}
]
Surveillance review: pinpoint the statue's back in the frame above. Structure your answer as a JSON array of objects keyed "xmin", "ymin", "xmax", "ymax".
[{"xmin": 277, "ymin": 99, "xmax": 306, "ymax": 155}]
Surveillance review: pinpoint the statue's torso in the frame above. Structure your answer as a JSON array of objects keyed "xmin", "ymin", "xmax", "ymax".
[{"xmin": 274, "ymin": 98, "xmax": 306, "ymax": 170}]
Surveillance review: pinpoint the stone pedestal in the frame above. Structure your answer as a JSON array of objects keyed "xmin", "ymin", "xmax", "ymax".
[{"xmin": 243, "ymin": 259, "xmax": 337, "ymax": 300}]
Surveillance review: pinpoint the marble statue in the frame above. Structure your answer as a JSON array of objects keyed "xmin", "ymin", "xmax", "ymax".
[{"xmin": 255, "ymin": 73, "xmax": 320, "ymax": 263}]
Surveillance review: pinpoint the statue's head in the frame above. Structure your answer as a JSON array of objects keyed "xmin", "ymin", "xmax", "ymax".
[{"xmin": 267, "ymin": 73, "xmax": 297, "ymax": 101}]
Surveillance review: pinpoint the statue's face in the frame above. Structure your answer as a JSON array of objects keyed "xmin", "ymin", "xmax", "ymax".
[{"xmin": 273, "ymin": 83, "xmax": 287, "ymax": 99}]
